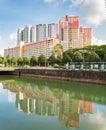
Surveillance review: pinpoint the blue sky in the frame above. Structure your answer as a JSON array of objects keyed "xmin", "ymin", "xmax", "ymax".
[{"xmin": 0, "ymin": 0, "xmax": 106, "ymax": 56}]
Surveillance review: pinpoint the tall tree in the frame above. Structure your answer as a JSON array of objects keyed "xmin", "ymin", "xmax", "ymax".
[
  {"xmin": 48, "ymin": 54, "xmax": 56, "ymax": 65},
  {"xmin": 3, "ymin": 58, "xmax": 7, "ymax": 66},
  {"xmin": 30, "ymin": 56, "xmax": 37, "ymax": 66},
  {"xmin": 38, "ymin": 54, "xmax": 45, "ymax": 66},
  {"xmin": 11, "ymin": 57, "xmax": 17, "ymax": 66},
  {"xmin": 23, "ymin": 57, "xmax": 30, "ymax": 65},
  {"xmin": 17, "ymin": 57, "xmax": 23, "ymax": 66}
]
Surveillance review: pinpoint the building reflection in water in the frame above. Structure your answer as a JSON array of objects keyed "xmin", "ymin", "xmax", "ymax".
[
  {"xmin": 3, "ymin": 82, "xmax": 93, "ymax": 129},
  {"xmin": 59, "ymin": 92, "xmax": 92, "ymax": 128},
  {"xmin": 14, "ymin": 87, "xmax": 92, "ymax": 128}
]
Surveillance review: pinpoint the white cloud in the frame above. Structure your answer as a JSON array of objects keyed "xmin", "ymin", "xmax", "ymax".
[
  {"xmin": 92, "ymin": 34, "xmax": 106, "ymax": 46},
  {"xmin": 43, "ymin": 0, "xmax": 67, "ymax": 5},
  {"xmin": 70, "ymin": 0, "xmax": 105, "ymax": 26},
  {"xmin": 71, "ymin": 0, "xmax": 84, "ymax": 6},
  {"xmin": 43, "ymin": 0, "xmax": 55, "ymax": 3},
  {"xmin": 44, "ymin": 0, "xmax": 105, "ymax": 26},
  {"xmin": 81, "ymin": 0, "xmax": 105, "ymax": 26},
  {"xmin": 9, "ymin": 32, "xmax": 17, "ymax": 47}
]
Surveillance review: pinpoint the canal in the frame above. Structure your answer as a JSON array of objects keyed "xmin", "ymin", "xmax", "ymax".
[{"xmin": 0, "ymin": 75, "xmax": 106, "ymax": 130}]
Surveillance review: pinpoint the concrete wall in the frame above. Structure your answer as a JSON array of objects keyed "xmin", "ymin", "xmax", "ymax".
[
  {"xmin": 15, "ymin": 69, "xmax": 106, "ymax": 85},
  {"xmin": 0, "ymin": 70, "xmax": 15, "ymax": 75}
]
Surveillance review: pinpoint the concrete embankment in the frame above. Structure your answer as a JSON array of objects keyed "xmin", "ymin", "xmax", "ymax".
[
  {"xmin": 0, "ymin": 70, "xmax": 15, "ymax": 75},
  {"xmin": 14, "ymin": 69, "xmax": 106, "ymax": 85}
]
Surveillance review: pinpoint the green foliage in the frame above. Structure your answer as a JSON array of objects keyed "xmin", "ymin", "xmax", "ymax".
[
  {"xmin": 103, "ymin": 54, "xmax": 106, "ymax": 62},
  {"xmin": 30, "ymin": 56, "xmax": 37, "ymax": 66},
  {"xmin": 38, "ymin": 54, "xmax": 45, "ymax": 66},
  {"xmin": 63, "ymin": 52, "xmax": 72, "ymax": 63},
  {"xmin": 7, "ymin": 58, "xmax": 11, "ymax": 66},
  {"xmin": 73, "ymin": 52, "xmax": 84, "ymax": 62},
  {"xmin": 48, "ymin": 54, "xmax": 56, "ymax": 65},
  {"xmin": 55, "ymin": 57, "xmax": 62, "ymax": 64},
  {"xmin": 94, "ymin": 45, "xmax": 106, "ymax": 61},
  {"xmin": 0, "ymin": 57, "xmax": 3, "ymax": 64},
  {"xmin": 23, "ymin": 57, "xmax": 30, "ymax": 65},
  {"xmin": 17, "ymin": 57, "xmax": 23, "ymax": 66},
  {"xmin": 3, "ymin": 58, "xmax": 7, "ymax": 66},
  {"xmin": 92, "ymin": 52, "xmax": 101, "ymax": 62},
  {"xmin": 52, "ymin": 44, "xmax": 63, "ymax": 59},
  {"xmin": 11, "ymin": 57, "xmax": 17, "ymax": 66}
]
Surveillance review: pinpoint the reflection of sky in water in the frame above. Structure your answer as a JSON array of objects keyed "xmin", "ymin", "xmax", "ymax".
[
  {"xmin": 0, "ymin": 80, "xmax": 106, "ymax": 130},
  {"xmin": 0, "ymin": 83, "xmax": 16, "ymax": 103},
  {"xmin": 0, "ymin": 83, "xmax": 8, "ymax": 102},
  {"xmin": 79, "ymin": 104, "xmax": 106, "ymax": 130}
]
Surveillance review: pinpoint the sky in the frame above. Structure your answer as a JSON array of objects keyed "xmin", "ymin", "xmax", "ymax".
[{"xmin": 0, "ymin": 0, "xmax": 106, "ymax": 56}]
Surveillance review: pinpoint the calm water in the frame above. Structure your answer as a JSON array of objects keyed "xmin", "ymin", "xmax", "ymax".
[{"xmin": 0, "ymin": 76, "xmax": 106, "ymax": 130}]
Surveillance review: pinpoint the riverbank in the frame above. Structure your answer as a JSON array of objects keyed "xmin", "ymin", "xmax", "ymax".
[{"xmin": 15, "ymin": 69, "xmax": 106, "ymax": 85}]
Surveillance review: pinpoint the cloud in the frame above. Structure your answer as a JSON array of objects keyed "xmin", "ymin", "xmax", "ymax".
[
  {"xmin": 71, "ymin": 0, "xmax": 84, "ymax": 6},
  {"xmin": 43, "ymin": 0, "xmax": 55, "ymax": 3},
  {"xmin": 9, "ymin": 32, "xmax": 17, "ymax": 47},
  {"xmin": 92, "ymin": 34, "xmax": 106, "ymax": 46},
  {"xmin": 43, "ymin": 0, "xmax": 105, "ymax": 26},
  {"xmin": 81, "ymin": 0, "xmax": 105, "ymax": 26},
  {"xmin": 43, "ymin": 0, "xmax": 67, "ymax": 6},
  {"xmin": 70, "ymin": 0, "xmax": 105, "ymax": 26}
]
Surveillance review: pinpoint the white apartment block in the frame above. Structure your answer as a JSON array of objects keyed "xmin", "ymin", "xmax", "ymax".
[
  {"xmin": 17, "ymin": 25, "xmax": 36, "ymax": 44},
  {"xmin": 48, "ymin": 23, "xmax": 59, "ymax": 39},
  {"xmin": 36, "ymin": 24, "xmax": 47, "ymax": 42}
]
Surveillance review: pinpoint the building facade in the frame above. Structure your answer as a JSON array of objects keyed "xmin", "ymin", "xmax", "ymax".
[
  {"xmin": 48, "ymin": 23, "xmax": 59, "ymax": 39},
  {"xmin": 36, "ymin": 23, "xmax": 59, "ymax": 42},
  {"xmin": 5, "ymin": 14, "xmax": 92, "ymax": 59},
  {"xmin": 59, "ymin": 15, "xmax": 92, "ymax": 51},
  {"xmin": 36, "ymin": 24, "xmax": 47, "ymax": 42},
  {"xmin": 59, "ymin": 15, "xmax": 79, "ymax": 51},
  {"xmin": 4, "ymin": 39, "xmax": 59, "ymax": 59},
  {"xmin": 17, "ymin": 25, "xmax": 36, "ymax": 45}
]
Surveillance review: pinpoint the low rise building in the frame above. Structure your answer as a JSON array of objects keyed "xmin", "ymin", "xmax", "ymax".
[{"xmin": 4, "ymin": 39, "xmax": 59, "ymax": 59}]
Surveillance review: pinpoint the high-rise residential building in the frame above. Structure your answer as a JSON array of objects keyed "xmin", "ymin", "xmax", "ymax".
[
  {"xmin": 79, "ymin": 27, "xmax": 92, "ymax": 48},
  {"xmin": 59, "ymin": 15, "xmax": 79, "ymax": 51},
  {"xmin": 30, "ymin": 26, "xmax": 36, "ymax": 42},
  {"xmin": 17, "ymin": 25, "xmax": 36, "ymax": 45},
  {"xmin": 17, "ymin": 28, "xmax": 24, "ymax": 45},
  {"xmin": 5, "ymin": 15, "xmax": 92, "ymax": 59},
  {"xmin": 36, "ymin": 24, "xmax": 47, "ymax": 42},
  {"xmin": 48, "ymin": 23, "xmax": 59, "ymax": 39},
  {"xmin": 83, "ymin": 28, "xmax": 92, "ymax": 47},
  {"xmin": 36, "ymin": 23, "xmax": 59, "ymax": 42},
  {"xmin": 59, "ymin": 15, "xmax": 92, "ymax": 51}
]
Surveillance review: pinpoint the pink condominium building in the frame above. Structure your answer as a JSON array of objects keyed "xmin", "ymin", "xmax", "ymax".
[{"xmin": 59, "ymin": 15, "xmax": 92, "ymax": 51}]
